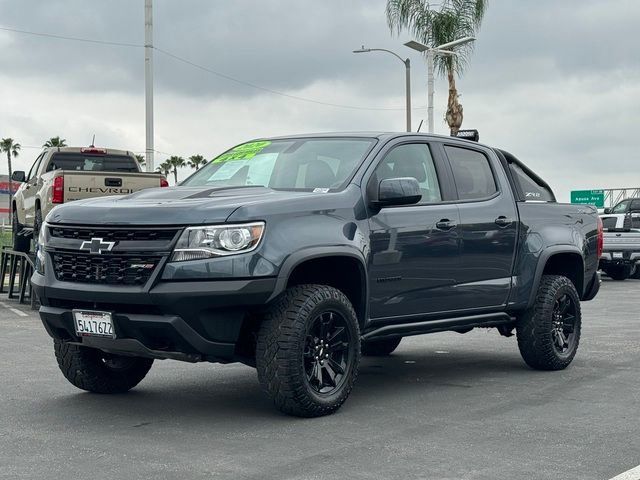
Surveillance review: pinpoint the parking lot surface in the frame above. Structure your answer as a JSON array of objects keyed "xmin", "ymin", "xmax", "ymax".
[{"xmin": 1, "ymin": 278, "xmax": 638, "ymax": 480}]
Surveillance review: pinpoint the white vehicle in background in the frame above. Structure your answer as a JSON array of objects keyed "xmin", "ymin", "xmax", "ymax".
[
  {"xmin": 599, "ymin": 213, "xmax": 640, "ymax": 280},
  {"xmin": 11, "ymin": 146, "xmax": 168, "ymax": 252}
]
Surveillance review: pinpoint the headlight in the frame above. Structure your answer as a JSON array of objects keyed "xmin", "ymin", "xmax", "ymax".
[
  {"xmin": 35, "ymin": 222, "xmax": 47, "ymax": 274},
  {"xmin": 171, "ymin": 222, "xmax": 265, "ymax": 262}
]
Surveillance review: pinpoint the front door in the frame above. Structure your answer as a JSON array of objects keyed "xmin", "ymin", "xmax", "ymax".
[
  {"xmin": 367, "ymin": 142, "xmax": 462, "ymax": 320},
  {"xmin": 22, "ymin": 153, "xmax": 43, "ymax": 226}
]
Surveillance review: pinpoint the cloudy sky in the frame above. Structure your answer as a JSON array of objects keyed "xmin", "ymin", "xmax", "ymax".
[{"xmin": 0, "ymin": 0, "xmax": 639, "ymax": 199}]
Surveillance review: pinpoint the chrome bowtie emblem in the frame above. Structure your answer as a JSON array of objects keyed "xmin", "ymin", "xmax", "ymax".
[{"xmin": 79, "ymin": 237, "xmax": 115, "ymax": 254}]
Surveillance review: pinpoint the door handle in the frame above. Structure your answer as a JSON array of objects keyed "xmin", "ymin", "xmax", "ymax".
[
  {"xmin": 435, "ymin": 219, "xmax": 457, "ymax": 231},
  {"xmin": 495, "ymin": 216, "xmax": 513, "ymax": 227}
]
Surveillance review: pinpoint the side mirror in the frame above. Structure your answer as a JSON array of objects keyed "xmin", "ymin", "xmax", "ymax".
[
  {"xmin": 603, "ymin": 208, "xmax": 611, "ymax": 214},
  {"xmin": 376, "ymin": 177, "xmax": 422, "ymax": 207},
  {"xmin": 11, "ymin": 171, "xmax": 25, "ymax": 183}
]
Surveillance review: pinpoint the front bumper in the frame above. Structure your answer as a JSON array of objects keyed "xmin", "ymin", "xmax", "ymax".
[{"xmin": 32, "ymin": 273, "xmax": 277, "ymax": 363}]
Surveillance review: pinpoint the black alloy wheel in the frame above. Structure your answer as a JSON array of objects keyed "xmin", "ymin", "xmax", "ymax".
[
  {"xmin": 551, "ymin": 293, "xmax": 577, "ymax": 356},
  {"xmin": 303, "ymin": 311, "xmax": 353, "ymax": 395}
]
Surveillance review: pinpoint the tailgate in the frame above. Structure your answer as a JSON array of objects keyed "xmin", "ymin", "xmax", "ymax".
[
  {"xmin": 62, "ymin": 171, "xmax": 163, "ymax": 202},
  {"xmin": 603, "ymin": 231, "xmax": 640, "ymax": 252}
]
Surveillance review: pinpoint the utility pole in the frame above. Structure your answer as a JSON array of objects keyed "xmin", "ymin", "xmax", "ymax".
[{"xmin": 144, "ymin": 0, "xmax": 154, "ymax": 172}]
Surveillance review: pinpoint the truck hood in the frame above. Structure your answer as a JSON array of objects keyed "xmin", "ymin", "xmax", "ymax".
[{"xmin": 46, "ymin": 186, "xmax": 310, "ymax": 225}]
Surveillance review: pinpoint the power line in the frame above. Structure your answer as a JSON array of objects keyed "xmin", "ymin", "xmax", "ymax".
[
  {"xmin": 1, "ymin": 24, "xmax": 426, "ymax": 112},
  {"xmin": 154, "ymin": 47, "xmax": 424, "ymax": 112},
  {"xmin": 0, "ymin": 26, "xmax": 143, "ymax": 48}
]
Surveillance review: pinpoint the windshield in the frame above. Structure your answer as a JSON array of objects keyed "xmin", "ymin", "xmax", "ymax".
[
  {"xmin": 47, "ymin": 153, "xmax": 139, "ymax": 173},
  {"xmin": 181, "ymin": 138, "xmax": 375, "ymax": 191}
]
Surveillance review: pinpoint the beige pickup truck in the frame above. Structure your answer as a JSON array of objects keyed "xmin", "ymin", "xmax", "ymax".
[{"xmin": 11, "ymin": 146, "xmax": 168, "ymax": 251}]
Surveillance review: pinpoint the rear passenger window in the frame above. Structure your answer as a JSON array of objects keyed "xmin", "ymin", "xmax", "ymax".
[
  {"xmin": 509, "ymin": 162, "xmax": 554, "ymax": 202},
  {"xmin": 445, "ymin": 146, "xmax": 497, "ymax": 200},
  {"xmin": 630, "ymin": 200, "xmax": 640, "ymax": 213}
]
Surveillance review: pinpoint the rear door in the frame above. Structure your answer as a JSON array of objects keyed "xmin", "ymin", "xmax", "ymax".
[{"xmin": 440, "ymin": 144, "xmax": 518, "ymax": 310}]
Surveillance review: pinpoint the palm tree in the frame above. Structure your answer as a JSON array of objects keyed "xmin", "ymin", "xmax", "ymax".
[
  {"xmin": 386, "ymin": 0, "xmax": 488, "ymax": 135},
  {"xmin": 134, "ymin": 154, "xmax": 145, "ymax": 168},
  {"xmin": 168, "ymin": 155, "xmax": 186, "ymax": 184},
  {"xmin": 1, "ymin": 138, "xmax": 21, "ymax": 218},
  {"xmin": 156, "ymin": 161, "xmax": 172, "ymax": 180},
  {"xmin": 187, "ymin": 154, "xmax": 207, "ymax": 170},
  {"xmin": 43, "ymin": 136, "xmax": 67, "ymax": 148}
]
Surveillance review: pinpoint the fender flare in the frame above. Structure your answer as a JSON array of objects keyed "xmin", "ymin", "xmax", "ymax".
[
  {"xmin": 527, "ymin": 245, "xmax": 585, "ymax": 308},
  {"xmin": 268, "ymin": 246, "xmax": 369, "ymax": 317}
]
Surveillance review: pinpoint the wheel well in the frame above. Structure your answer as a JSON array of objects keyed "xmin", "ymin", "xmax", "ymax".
[
  {"xmin": 286, "ymin": 256, "xmax": 367, "ymax": 326},
  {"xmin": 542, "ymin": 253, "xmax": 584, "ymax": 296}
]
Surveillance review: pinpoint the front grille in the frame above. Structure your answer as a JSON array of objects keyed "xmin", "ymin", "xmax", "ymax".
[
  {"xmin": 52, "ymin": 252, "xmax": 161, "ymax": 285},
  {"xmin": 49, "ymin": 227, "xmax": 179, "ymax": 242}
]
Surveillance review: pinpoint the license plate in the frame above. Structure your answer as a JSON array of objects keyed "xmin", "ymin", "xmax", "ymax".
[
  {"xmin": 613, "ymin": 252, "xmax": 624, "ymax": 259},
  {"xmin": 73, "ymin": 310, "xmax": 115, "ymax": 338}
]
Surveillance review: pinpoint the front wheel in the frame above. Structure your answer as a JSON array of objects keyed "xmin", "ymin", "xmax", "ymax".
[
  {"xmin": 516, "ymin": 275, "xmax": 581, "ymax": 371},
  {"xmin": 54, "ymin": 340, "xmax": 153, "ymax": 393},
  {"xmin": 256, "ymin": 284, "xmax": 360, "ymax": 417},
  {"xmin": 12, "ymin": 209, "xmax": 30, "ymax": 252}
]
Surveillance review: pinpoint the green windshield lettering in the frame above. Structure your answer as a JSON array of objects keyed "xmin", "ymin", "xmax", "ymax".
[{"xmin": 213, "ymin": 141, "xmax": 271, "ymax": 163}]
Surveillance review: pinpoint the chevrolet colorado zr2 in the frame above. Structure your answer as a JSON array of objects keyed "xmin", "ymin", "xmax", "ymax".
[{"xmin": 32, "ymin": 133, "xmax": 602, "ymax": 417}]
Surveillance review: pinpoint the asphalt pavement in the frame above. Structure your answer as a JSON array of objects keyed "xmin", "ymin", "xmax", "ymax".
[{"xmin": 1, "ymin": 278, "xmax": 638, "ymax": 480}]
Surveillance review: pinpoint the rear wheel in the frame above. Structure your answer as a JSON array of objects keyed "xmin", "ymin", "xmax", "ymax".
[
  {"xmin": 12, "ymin": 209, "xmax": 30, "ymax": 252},
  {"xmin": 256, "ymin": 284, "xmax": 360, "ymax": 417},
  {"xmin": 516, "ymin": 275, "xmax": 581, "ymax": 371},
  {"xmin": 362, "ymin": 337, "xmax": 402, "ymax": 356},
  {"xmin": 54, "ymin": 340, "xmax": 153, "ymax": 393},
  {"xmin": 630, "ymin": 266, "xmax": 640, "ymax": 280},
  {"xmin": 605, "ymin": 265, "xmax": 631, "ymax": 281}
]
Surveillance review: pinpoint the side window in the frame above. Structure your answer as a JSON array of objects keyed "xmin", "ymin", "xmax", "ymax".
[
  {"xmin": 629, "ymin": 200, "xmax": 640, "ymax": 213},
  {"xmin": 371, "ymin": 143, "xmax": 442, "ymax": 204},
  {"xmin": 445, "ymin": 146, "xmax": 497, "ymax": 201},
  {"xmin": 509, "ymin": 162, "xmax": 554, "ymax": 202},
  {"xmin": 612, "ymin": 201, "xmax": 630, "ymax": 214},
  {"xmin": 26, "ymin": 154, "xmax": 44, "ymax": 182}
]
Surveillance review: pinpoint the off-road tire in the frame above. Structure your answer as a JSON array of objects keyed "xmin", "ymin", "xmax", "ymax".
[
  {"xmin": 33, "ymin": 207, "xmax": 43, "ymax": 242},
  {"xmin": 12, "ymin": 209, "xmax": 30, "ymax": 253},
  {"xmin": 362, "ymin": 337, "xmax": 402, "ymax": 356},
  {"xmin": 516, "ymin": 275, "xmax": 581, "ymax": 371},
  {"xmin": 54, "ymin": 340, "xmax": 153, "ymax": 393},
  {"xmin": 605, "ymin": 265, "xmax": 631, "ymax": 281},
  {"xmin": 256, "ymin": 284, "xmax": 360, "ymax": 417}
]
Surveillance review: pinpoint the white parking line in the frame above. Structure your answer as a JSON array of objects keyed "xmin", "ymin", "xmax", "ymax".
[
  {"xmin": 609, "ymin": 465, "xmax": 640, "ymax": 480},
  {"xmin": 0, "ymin": 301, "xmax": 29, "ymax": 317}
]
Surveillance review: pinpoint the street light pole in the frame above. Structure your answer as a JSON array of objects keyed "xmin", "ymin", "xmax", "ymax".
[
  {"xmin": 426, "ymin": 49, "xmax": 434, "ymax": 134},
  {"xmin": 404, "ymin": 37, "xmax": 475, "ymax": 134},
  {"xmin": 353, "ymin": 47, "xmax": 412, "ymax": 132},
  {"xmin": 144, "ymin": 0, "xmax": 154, "ymax": 173}
]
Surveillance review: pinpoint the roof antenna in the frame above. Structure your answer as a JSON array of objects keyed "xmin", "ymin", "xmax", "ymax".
[
  {"xmin": 416, "ymin": 120, "xmax": 424, "ymax": 133},
  {"xmin": 90, "ymin": 134, "xmax": 96, "ymax": 147}
]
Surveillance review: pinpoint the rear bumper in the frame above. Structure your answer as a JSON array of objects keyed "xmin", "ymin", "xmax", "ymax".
[
  {"xmin": 600, "ymin": 251, "xmax": 640, "ymax": 266},
  {"xmin": 32, "ymin": 273, "xmax": 277, "ymax": 363}
]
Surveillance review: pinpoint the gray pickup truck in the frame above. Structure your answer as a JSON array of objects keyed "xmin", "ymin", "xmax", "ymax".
[
  {"xmin": 32, "ymin": 132, "xmax": 602, "ymax": 417},
  {"xmin": 599, "ymin": 213, "xmax": 640, "ymax": 280}
]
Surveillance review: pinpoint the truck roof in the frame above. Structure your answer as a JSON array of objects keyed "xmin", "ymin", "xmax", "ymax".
[
  {"xmin": 263, "ymin": 131, "xmax": 489, "ymax": 147},
  {"xmin": 44, "ymin": 146, "xmax": 135, "ymax": 156}
]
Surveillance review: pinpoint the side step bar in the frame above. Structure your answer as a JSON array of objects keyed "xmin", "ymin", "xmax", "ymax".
[{"xmin": 362, "ymin": 312, "xmax": 515, "ymax": 341}]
